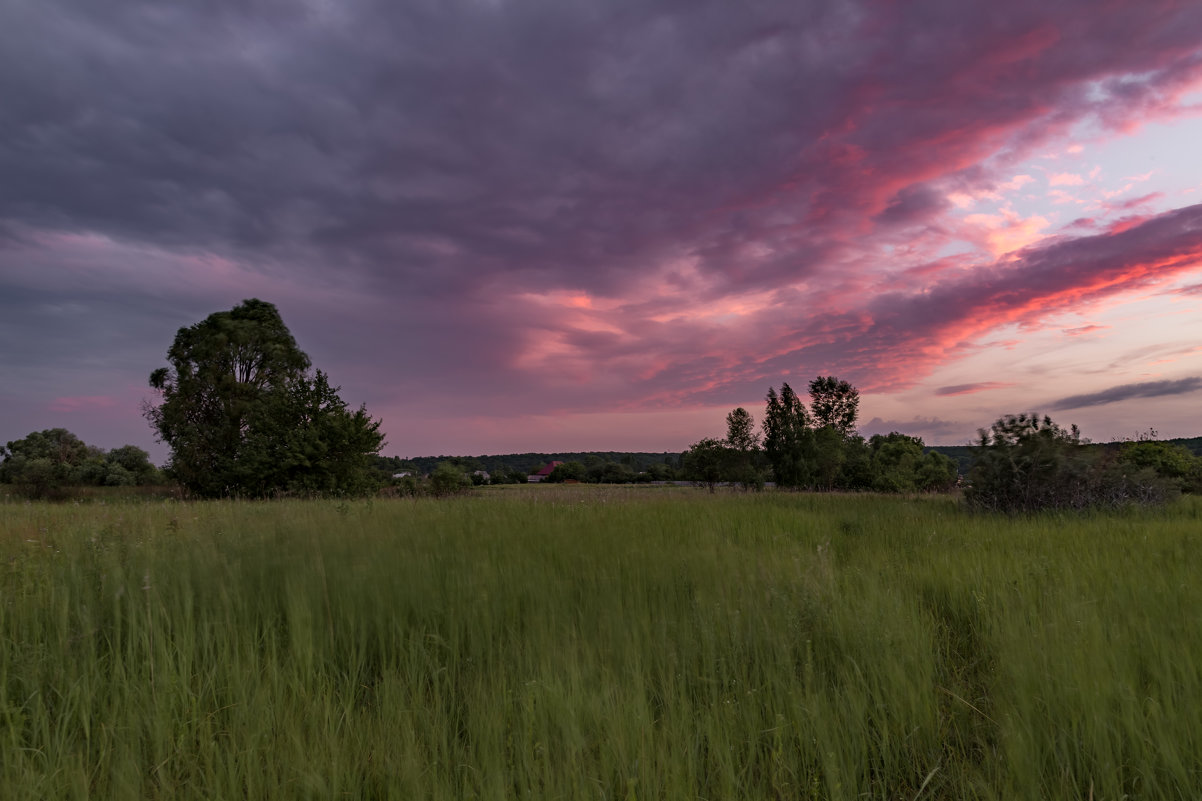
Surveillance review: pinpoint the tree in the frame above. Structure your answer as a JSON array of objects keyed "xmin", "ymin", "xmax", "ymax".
[
  {"xmin": 808, "ymin": 376, "xmax": 859, "ymax": 435},
  {"xmin": 1, "ymin": 429, "xmax": 92, "ymax": 498},
  {"xmin": 838, "ymin": 434, "xmax": 874, "ymax": 490},
  {"xmin": 0, "ymin": 430, "xmax": 161, "ymax": 497},
  {"xmin": 811, "ymin": 424, "xmax": 848, "ymax": 491},
  {"xmin": 683, "ymin": 437, "xmax": 728, "ymax": 492},
  {"xmin": 105, "ymin": 445, "xmax": 161, "ymax": 486},
  {"xmin": 915, "ymin": 450, "xmax": 959, "ymax": 492},
  {"xmin": 546, "ymin": 461, "xmax": 587, "ymax": 482},
  {"xmin": 429, "ymin": 461, "xmax": 472, "ymax": 496},
  {"xmin": 725, "ymin": 407, "xmax": 759, "ymax": 452},
  {"xmin": 1118, "ymin": 440, "xmax": 1202, "ymax": 493},
  {"xmin": 146, "ymin": 299, "xmax": 384, "ymax": 497},
  {"xmin": 868, "ymin": 433, "xmax": 926, "ymax": 493},
  {"xmin": 724, "ymin": 407, "xmax": 764, "ymax": 489},
  {"xmin": 762, "ymin": 383, "xmax": 814, "ymax": 488}
]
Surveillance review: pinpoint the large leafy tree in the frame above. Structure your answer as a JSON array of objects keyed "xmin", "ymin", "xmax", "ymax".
[
  {"xmin": 683, "ymin": 437, "xmax": 728, "ymax": 492},
  {"xmin": 146, "ymin": 299, "xmax": 384, "ymax": 497},
  {"xmin": 0, "ymin": 428, "xmax": 94, "ymax": 498}
]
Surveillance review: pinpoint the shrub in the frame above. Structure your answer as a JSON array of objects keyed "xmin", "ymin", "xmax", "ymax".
[
  {"xmin": 1118, "ymin": 440, "xmax": 1202, "ymax": 494},
  {"xmin": 965, "ymin": 414, "xmax": 1176, "ymax": 513},
  {"xmin": 429, "ymin": 462, "xmax": 472, "ymax": 496}
]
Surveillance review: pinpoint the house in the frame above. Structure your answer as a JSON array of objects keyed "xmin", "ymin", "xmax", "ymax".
[{"xmin": 527, "ymin": 461, "xmax": 563, "ymax": 483}]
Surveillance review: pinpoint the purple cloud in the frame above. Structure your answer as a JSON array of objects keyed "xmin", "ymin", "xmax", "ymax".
[
  {"xmin": 3, "ymin": 0, "xmax": 1202, "ymax": 456},
  {"xmin": 1049, "ymin": 377, "xmax": 1202, "ymax": 411}
]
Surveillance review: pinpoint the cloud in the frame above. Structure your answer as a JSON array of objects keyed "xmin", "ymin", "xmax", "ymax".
[
  {"xmin": 1049, "ymin": 377, "xmax": 1202, "ymax": 410},
  {"xmin": 4, "ymin": 0, "xmax": 1202, "ymax": 455},
  {"xmin": 935, "ymin": 382, "xmax": 1013, "ymax": 396},
  {"xmin": 860, "ymin": 416, "xmax": 971, "ymax": 443},
  {"xmin": 1062, "ymin": 324, "xmax": 1108, "ymax": 336},
  {"xmin": 1050, "ymin": 172, "xmax": 1087, "ymax": 186},
  {"xmin": 48, "ymin": 396, "xmax": 118, "ymax": 413}
]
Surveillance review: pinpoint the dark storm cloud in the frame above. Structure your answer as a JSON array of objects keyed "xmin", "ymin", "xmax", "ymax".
[
  {"xmin": 1049, "ymin": 377, "xmax": 1202, "ymax": 411},
  {"xmin": 5, "ymin": 0, "xmax": 1202, "ymax": 454},
  {"xmin": 6, "ymin": 0, "xmax": 1202, "ymax": 298}
]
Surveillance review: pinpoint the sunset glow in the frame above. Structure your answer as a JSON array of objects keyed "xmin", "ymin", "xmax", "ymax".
[{"xmin": 3, "ymin": 0, "xmax": 1202, "ymax": 459}]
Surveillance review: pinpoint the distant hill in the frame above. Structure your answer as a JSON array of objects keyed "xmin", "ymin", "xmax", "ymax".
[
  {"xmin": 377, "ymin": 451, "xmax": 684, "ymax": 477},
  {"xmin": 1166, "ymin": 436, "xmax": 1202, "ymax": 456},
  {"xmin": 381, "ymin": 437, "xmax": 1202, "ymax": 479},
  {"xmin": 926, "ymin": 445, "xmax": 976, "ymax": 474}
]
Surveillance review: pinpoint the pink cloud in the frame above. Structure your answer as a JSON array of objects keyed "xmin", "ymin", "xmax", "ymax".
[
  {"xmin": 1050, "ymin": 172, "xmax": 1087, "ymax": 186},
  {"xmin": 487, "ymin": 204, "xmax": 1202, "ymax": 419},
  {"xmin": 7, "ymin": 0, "xmax": 1202, "ymax": 457},
  {"xmin": 48, "ymin": 396, "xmax": 118, "ymax": 413},
  {"xmin": 1063, "ymin": 324, "xmax": 1109, "ymax": 336},
  {"xmin": 935, "ymin": 382, "xmax": 1015, "ymax": 396}
]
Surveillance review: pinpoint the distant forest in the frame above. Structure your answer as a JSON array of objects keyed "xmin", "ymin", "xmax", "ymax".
[
  {"xmin": 382, "ymin": 437, "xmax": 1202, "ymax": 479},
  {"xmin": 374, "ymin": 452, "xmax": 682, "ymax": 478},
  {"xmin": 930, "ymin": 436, "xmax": 1202, "ymax": 475}
]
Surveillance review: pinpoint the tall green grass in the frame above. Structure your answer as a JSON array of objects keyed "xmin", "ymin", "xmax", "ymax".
[{"xmin": 2, "ymin": 488, "xmax": 1201, "ymax": 799}]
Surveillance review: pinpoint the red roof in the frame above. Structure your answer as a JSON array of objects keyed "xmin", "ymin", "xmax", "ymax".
[{"xmin": 532, "ymin": 461, "xmax": 564, "ymax": 476}]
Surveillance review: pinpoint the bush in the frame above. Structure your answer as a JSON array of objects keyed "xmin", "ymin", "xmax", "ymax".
[
  {"xmin": 1118, "ymin": 440, "xmax": 1202, "ymax": 494},
  {"xmin": 546, "ymin": 461, "xmax": 587, "ymax": 483},
  {"xmin": 429, "ymin": 462, "xmax": 472, "ymax": 496},
  {"xmin": 965, "ymin": 414, "xmax": 1176, "ymax": 513}
]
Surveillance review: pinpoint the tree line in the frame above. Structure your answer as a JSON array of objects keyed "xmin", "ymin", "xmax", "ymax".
[
  {"xmin": 0, "ymin": 429, "xmax": 161, "ymax": 499},
  {"xmin": 4, "ymin": 297, "xmax": 1200, "ymax": 509},
  {"xmin": 681, "ymin": 378, "xmax": 1202, "ymax": 512},
  {"xmin": 684, "ymin": 377, "xmax": 959, "ymax": 493}
]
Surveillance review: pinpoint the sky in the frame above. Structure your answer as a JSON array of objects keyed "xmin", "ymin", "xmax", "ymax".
[{"xmin": 3, "ymin": 0, "xmax": 1202, "ymax": 462}]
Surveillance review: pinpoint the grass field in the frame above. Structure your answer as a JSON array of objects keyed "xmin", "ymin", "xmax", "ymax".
[{"xmin": 3, "ymin": 486, "xmax": 1201, "ymax": 799}]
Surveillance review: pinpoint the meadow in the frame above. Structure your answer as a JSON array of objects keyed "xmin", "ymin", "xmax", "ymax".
[{"xmin": 2, "ymin": 486, "xmax": 1201, "ymax": 800}]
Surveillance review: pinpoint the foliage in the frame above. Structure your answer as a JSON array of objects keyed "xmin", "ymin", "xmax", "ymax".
[
  {"xmin": 762, "ymin": 383, "xmax": 815, "ymax": 488},
  {"xmin": 724, "ymin": 407, "xmax": 759, "ymax": 451},
  {"xmin": 546, "ymin": 461, "xmax": 587, "ymax": 483},
  {"xmin": 866, "ymin": 433, "xmax": 958, "ymax": 493},
  {"xmin": 0, "ymin": 429, "xmax": 161, "ymax": 498},
  {"xmin": 965, "ymin": 414, "xmax": 1175, "ymax": 513},
  {"xmin": 377, "ymin": 452, "xmax": 681, "ymax": 483},
  {"xmin": 915, "ymin": 449, "xmax": 960, "ymax": 492},
  {"xmin": 586, "ymin": 460, "xmax": 637, "ymax": 484},
  {"xmin": 489, "ymin": 466, "xmax": 531, "ymax": 484},
  {"xmin": 724, "ymin": 407, "xmax": 765, "ymax": 489},
  {"xmin": 146, "ymin": 299, "xmax": 383, "ymax": 497},
  {"xmin": 810, "ymin": 424, "xmax": 847, "ymax": 491},
  {"xmin": 838, "ymin": 433, "xmax": 874, "ymax": 489},
  {"xmin": 807, "ymin": 375, "xmax": 860, "ymax": 435},
  {"xmin": 1118, "ymin": 439, "xmax": 1202, "ymax": 493},
  {"xmin": 682, "ymin": 437, "xmax": 728, "ymax": 492},
  {"xmin": 428, "ymin": 461, "xmax": 472, "ymax": 496},
  {"xmin": 761, "ymin": 377, "xmax": 867, "ymax": 490},
  {"xmin": 868, "ymin": 432, "xmax": 926, "ymax": 492}
]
